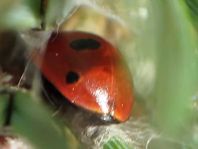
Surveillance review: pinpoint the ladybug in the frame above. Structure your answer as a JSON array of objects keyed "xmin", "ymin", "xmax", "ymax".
[{"xmin": 33, "ymin": 31, "xmax": 134, "ymax": 122}]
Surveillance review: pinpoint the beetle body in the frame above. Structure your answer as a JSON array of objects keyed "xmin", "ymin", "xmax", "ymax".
[{"xmin": 34, "ymin": 31, "xmax": 134, "ymax": 122}]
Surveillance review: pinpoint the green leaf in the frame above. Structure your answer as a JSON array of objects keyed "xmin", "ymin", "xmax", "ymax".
[
  {"xmin": 150, "ymin": 0, "xmax": 198, "ymax": 139},
  {"xmin": 103, "ymin": 137, "xmax": 132, "ymax": 149},
  {"xmin": 0, "ymin": 0, "xmax": 41, "ymax": 30},
  {"xmin": 185, "ymin": 0, "xmax": 198, "ymax": 31},
  {"xmin": 12, "ymin": 90, "xmax": 68, "ymax": 149},
  {"xmin": 0, "ymin": 88, "xmax": 69, "ymax": 149}
]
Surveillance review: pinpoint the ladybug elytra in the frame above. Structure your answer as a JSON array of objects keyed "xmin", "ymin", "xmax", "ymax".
[{"xmin": 34, "ymin": 31, "xmax": 134, "ymax": 122}]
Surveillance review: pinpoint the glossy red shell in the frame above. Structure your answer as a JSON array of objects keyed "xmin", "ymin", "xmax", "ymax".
[{"xmin": 34, "ymin": 31, "xmax": 134, "ymax": 122}]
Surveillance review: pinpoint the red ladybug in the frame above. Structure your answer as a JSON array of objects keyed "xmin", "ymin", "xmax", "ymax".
[{"xmin": 34, "ymin": 31, "xmax": 134, "ymax": 122}]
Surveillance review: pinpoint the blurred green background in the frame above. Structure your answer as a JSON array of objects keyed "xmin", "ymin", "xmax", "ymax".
[{"xmin": 0, "ymin": 0, "xmax": 198, "ymax": 149}]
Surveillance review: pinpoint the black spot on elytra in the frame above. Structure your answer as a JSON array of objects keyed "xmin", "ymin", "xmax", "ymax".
[
  {"xmin": 66, "ymin": 71, "xmax": 79, "ymax": 84},
  {"xmin": 70, "ymin": 38, "xmax": 100, "ymax": 51}
]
